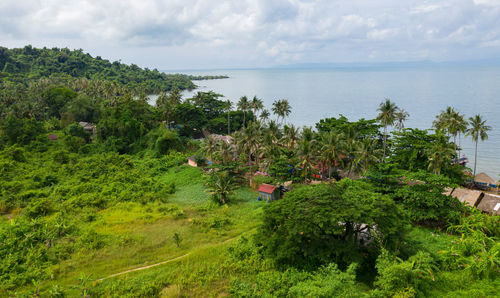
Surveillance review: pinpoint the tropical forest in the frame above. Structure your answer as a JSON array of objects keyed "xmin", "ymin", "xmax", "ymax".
[{"xmin": 0, "ymin": 46, "xmax": 499, "ymax": 297}]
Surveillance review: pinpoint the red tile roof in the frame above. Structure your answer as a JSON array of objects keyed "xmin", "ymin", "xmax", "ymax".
[{"xmin": 258, "ymin": 183, "xmax": 276, "ymax": 194}]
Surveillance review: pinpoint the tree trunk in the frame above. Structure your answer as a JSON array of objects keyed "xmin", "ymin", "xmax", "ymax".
[
  {"xmin": 383, "ymin": 125, "xmax": 387, "ymax": 159},
  {"xmin": 473, "ymin": 140, "xmax": 478, "ymax": 179},
  {"xmin": 227, "ymin": 111, "xmax": 230, "ymax": 135}
]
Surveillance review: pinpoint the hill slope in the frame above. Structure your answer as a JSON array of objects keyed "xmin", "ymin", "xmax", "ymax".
[{"xmin": 0, "ymin": 45, "xmax": 195, "ymax": 92}]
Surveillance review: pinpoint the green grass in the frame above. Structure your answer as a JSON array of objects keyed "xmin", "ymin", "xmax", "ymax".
[{"xmin": 16, "ymin": 165, "xmax": 264, "ymax": 296}]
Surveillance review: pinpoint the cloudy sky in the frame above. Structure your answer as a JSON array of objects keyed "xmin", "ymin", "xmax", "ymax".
[{"xmin": 1, "ymin": 0, "xmax": 500, "ymax": 69}]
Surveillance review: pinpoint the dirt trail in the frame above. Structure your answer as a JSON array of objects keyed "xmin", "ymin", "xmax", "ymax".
[
  {"xmin": 96, "ymin": 253, "xmax": 190, "ymax": 281},
  {"xmin": 96, "ymin": 231, "xmax": 250, "ymax": 281}
]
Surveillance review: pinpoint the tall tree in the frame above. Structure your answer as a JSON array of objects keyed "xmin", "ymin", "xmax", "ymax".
[
  {"xmin": 272, "ymin": 99, "xmax": 292, "ymax": 125},
  {"xmin": 426, "ymin": 135, "xmax": 455, "ymax": 175},
  {"xmin": 395, "ymin": 108, "xmax": 409, "ymax": 131},
  {"xmin": 319, "ymin": 131, "xmax": 344, "ymax": 179},
  {"xmin": 237, "ymin": 96, "xmax": 250, "ymax": 126},
  {"xmin": 466, "ymin": 115, "xmax": 491, "ymax": 178},
  {"xmin": 260, "ymin": 109, "xmax": 270, "ymax": 123},
  {"xmin": 376, "ymin": 98, "xmax": 398, "ymax": 158},
  {"xmin": 224, "ymin": 100, "xmax": 232, "ymax": 135},
  {"xmin": 250, "ymin": 96, "xmax": 264, "ymax": 119}
]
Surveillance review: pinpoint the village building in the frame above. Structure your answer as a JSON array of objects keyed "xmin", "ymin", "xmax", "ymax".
[
  {"xmin": 474, "ymin": 172, "xmax": 496, "ymax": 190},
  {"xmin": 78, "ymin": 122, "xmax": 96, "ymax": 135},
  {"xmin": 476, "ymin": 194, "xmax": 500, "ymax": 215},
  {"xmin": 187, "ymin": 156, "xmax": 198, "ymax": 167},
  {"xmin": 449, "ymin": 188, "xmax": 484, "ymax": 207},
  {"xmin": 258, "ymin": 183, "xmax": 280, "ymax": 202}
]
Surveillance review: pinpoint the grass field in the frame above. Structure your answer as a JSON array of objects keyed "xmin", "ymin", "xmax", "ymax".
[{"xmin": 12, "ymin": 164, "xmax": 263, "ymax": 296}]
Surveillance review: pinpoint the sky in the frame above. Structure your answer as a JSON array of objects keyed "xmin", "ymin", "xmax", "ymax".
[{"xmin": 1, "ymin": 0, "xmax": 500, "ymax": 70}]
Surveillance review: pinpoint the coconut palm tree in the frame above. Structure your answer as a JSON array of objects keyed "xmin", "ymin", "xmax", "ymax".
[
  {"xmin": 224, "ymin": 100, "xmax": 232, "ymax": 135},
  {"xmin": 395, "ymin": 108, "xmax": 409, "ymax": 131},
  {"xmin": 448, "ymin": 109, "xmax": 467, "ymax": 159},
  {"xmin": 251, "ymin": 96, "xmax": 264, "ymax": 119},
  {"xmin": 260, "ymin": 109, "xmax": 270, "ymax": 123},
  {"xmin": 283, "ymin": 124, "xmax": 299, "ymax": 149},
  {"xmin": 237, "ymin": 96, "xmax": 250, "ymax": 126},
  {"xmin": 205, "ymin": 171, "xmax": 234, "ymax": 204},
  {"xmin": 272, "ymin": 99, "xmax": 292, "ymax": 125},
  {"xmin": 426, "ymin": 136, "xmax": 455, "ymax": 175},
  {"xmin": 354, "ymin": 138, "xmax": 382, "ymax": 173},
  {"xmin": 376, "ymin": 98, "xmax": 398, "ymax": 158},
  {"xmin": 466, "ymin": 114, "xmax": 491, "ymax": 178},
  {"xmin": 297, "ymin": 138, "xmax": 315, "ymax": 183},
  {"xmin": 320, "ymin": 131, "xmax": 344, "ymax": 179},
  {"xmin": 201, "ymin": 136, "xmax": 218, "ymax": 163}
]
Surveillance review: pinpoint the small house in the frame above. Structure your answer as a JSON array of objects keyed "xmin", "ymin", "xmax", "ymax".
[
  {"xmin": 474, "ymin": 172, "xmax": 495, "ymax": 189},
  {"xmin": 477, "ymin": 194, "xmax": 500, "ymax": 215},
  {"xmin": 258, "ymin": 183, "xmax": 280, "ymax": 202},
  {"xmin": 78, "ymin": 122, "xmax": 96, "ymax": 135},
  {"xmin": 449, "ymin": 188, "xmax": 483, "ymax": 207},
  {"xmin": 187, "ymin": 156, "xmax": 198, "ymax": 167},
  {"xmin": 48, "ymin": 134, "xmax": 58, "ymax": 141}
]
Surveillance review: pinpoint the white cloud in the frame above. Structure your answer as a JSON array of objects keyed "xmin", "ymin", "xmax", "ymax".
[{"xmin": 1, "ymin": 0, "xmax": 500, "ymax": 68}]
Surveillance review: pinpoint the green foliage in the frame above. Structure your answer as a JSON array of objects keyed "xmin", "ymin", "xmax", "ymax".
[
  {"xmin": 316, "ymin": 114, "xmax": 381, "ymax": 140},
  {"xmin": 65, "ymin": 122, "xmax": 90, "ymax": 142},
  {"xmin": 0, "ymin": 115, "xmax": 45, "ymax": 145},
  {"xmin": 373, "ymin": 249, "xmax": 437, "ymax": 297},
  {"xmin": 442, "ymin": 211, "xmax": 500, "ymax": 279},
  {"xmin": 205, "ymin": 171, "xmax": 236, "ymax": 204},
  {"xmin": 395, "ymin": 171, "xmax": 465, "ymax": 227},
  {"xmin": 42, "ymin": 86, "xmax": 78, "ymax": 118},
  {"xmin": 288, "ymin": 263, "xmax": 359, "ymax": 297},
  {"xmin": 0, "ymin": 46, "xmax": 195, "ymax": 93},
  {"xmin": 256, "ymin": 180, "xmax": 409, "ymax": 268}
]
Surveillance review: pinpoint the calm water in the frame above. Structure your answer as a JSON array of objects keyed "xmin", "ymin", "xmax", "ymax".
[{"xmin": 167, "ymin": 67, "xmax": 500, "ymax": 179}]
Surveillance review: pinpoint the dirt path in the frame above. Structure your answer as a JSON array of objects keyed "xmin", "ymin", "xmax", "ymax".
[
  {"xmin": 96, "ymin": 253, "xmax": 190, "ymax": 281},
  {"xmin": 96, "ymin": 231, "xmax": 250, "ymax": 281}
]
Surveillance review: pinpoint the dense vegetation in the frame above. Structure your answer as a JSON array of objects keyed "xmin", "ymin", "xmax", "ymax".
[
  {"xmin": 0, "ymin": 46, "xmax": 226, "ymax": 93},
  {"xmin": 0, "ymin": 47, "xmax": 498, "ymax": 297}
]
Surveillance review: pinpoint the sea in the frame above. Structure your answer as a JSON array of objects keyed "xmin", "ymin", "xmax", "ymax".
[{"xmin": 161, "ymin": 66, "xmax": 500, "ymax": 180}]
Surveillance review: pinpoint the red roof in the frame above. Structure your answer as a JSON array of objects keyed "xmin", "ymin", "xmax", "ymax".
[{"xmin": 258, "ymin": 183, "xmax": 276, "ymax": 194}]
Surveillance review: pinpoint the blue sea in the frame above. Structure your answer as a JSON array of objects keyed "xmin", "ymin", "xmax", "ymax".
[{"xmin": 166, "ymin": 66, "xmax": 500, "ymax": 180}]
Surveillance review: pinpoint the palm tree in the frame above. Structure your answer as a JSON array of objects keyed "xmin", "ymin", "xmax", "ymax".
[
  {"xmin": 283, "ymin": 124, "xmax": 299, "ymax": 149},
  {"xmin": 426, "ymin": 136, "xmax": 455, "ymax": 175},
  {"xmin": 251, "ymin": 96, "xmax": 264, "ymax": 119},
  {"xmin": 224, "ymin": 100, "xmax": 232, "ymax": 135},
  {"xmin": 205, "ymin": 171, "xmax": 234, "ymax": 204},
  {"xmin": 433, "ymin": 106, "xmax": 454, "ymax": 135},
  {"xmin": 320, "ymin": 131, "xmax": 344, "ymax": 178},
  {"xmin": 354, "ymin": 138, "xmax": 382, "ymax": 173},
  {"xmin": 448, "ymin": 110, "xmax": 468, "ymax": 159},
  {"xmin": 466, "ymin": 115, "xmax": 491, "ymax": 178},
  {"xmin": 376, "ymin": 98, "xmax": 398, "ymax": 158},
  {"xmin": 260, "ymin": 109, "xmax": 270, "ymax": 123},
  {"xmin": 201, "ymin": 136, "xmax": 218, "ymax": 163},
  {"xmin": 297, "ymin": 138, "xmax": 315, "ymax": 183},
  {"xmin": 395, "ymin": 109, "xmax": 409, "ymax": 131},
  {"xmin": 156, "ymin": 91, "xmax": 170, "ymax": 127},
  {"xmin": 217, "ymin": 140, "xmax": 233, "ymax": 164},
  {"xmin": 237, "ymin": 96, "xmax": 250, "ymax": 126},
  {"xmin": 272, "ymin": 99, "xmax": 292, "ymax": 125}
]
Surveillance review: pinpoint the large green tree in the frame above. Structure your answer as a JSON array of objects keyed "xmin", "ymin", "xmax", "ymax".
[{"xmin": 256, "ymin": 180, "xmax": 408, "ymax": 268}]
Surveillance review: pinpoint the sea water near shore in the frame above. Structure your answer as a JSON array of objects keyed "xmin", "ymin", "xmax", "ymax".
[{"xmin": 164, "ymin": 66, "xmax": 500, "ymax": 179}]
